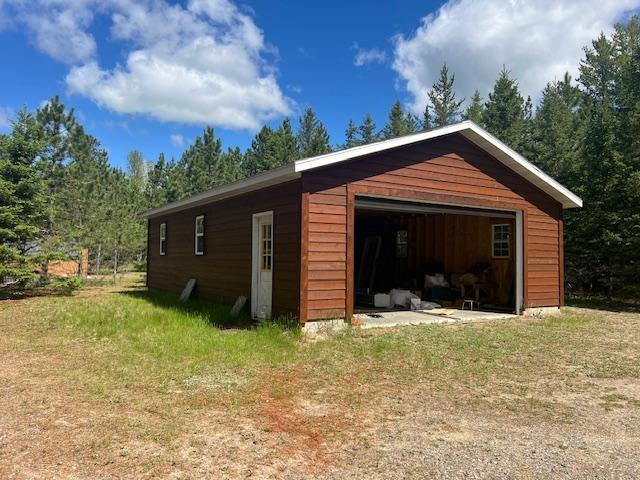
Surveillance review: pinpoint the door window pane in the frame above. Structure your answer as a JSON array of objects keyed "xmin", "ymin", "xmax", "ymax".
[{"xmin": 261, "ymin": 223, "xmax": 272, "ymax": 271}]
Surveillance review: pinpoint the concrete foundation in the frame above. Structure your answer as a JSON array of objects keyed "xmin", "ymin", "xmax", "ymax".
[
  {"xmin": 523, "ymin": 306, "xmax": 561, "ymax": 318},
  {"xmin": 353, "ymin": 309, "xmax": 517, "ymax": 329},
  {"xmin": 301, "ymin": 318, "xmax": 347, "ymax": 335}
]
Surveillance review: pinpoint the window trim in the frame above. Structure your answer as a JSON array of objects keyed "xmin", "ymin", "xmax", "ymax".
[
  {"xmin": 491, "ymin": 223, "xmax": 511, "ymax": 259},
  {"xmin": 194, "ymin": 214, "xmax": 205, "ymax": 256},
  {"xmin": 159, "ymin": 222, "xmax": 167, "ymax": 256},
  {"xmin": 395, "ymin": 229, "xmax": 408, "ymax": 258}
]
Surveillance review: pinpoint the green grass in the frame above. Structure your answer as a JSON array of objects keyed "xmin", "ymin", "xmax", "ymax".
[
  {"xmin": 4, "ymin": 275, "xmax": 639, "ymax": 412},
  {"xmin": 566, "ymin": 292, "xmax": 640, "ymax": 313},
  {"xmin": 16, "ymin": 277, "xmax": 300, "ymax": 393},
  {"xmin": 3, "ymin": 276, "xmax": 640, "ymax": 478}
]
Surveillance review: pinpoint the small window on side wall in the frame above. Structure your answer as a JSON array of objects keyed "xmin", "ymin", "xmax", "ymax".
[
  {"xmin": 159, "ymin": 222, "xmax": 167, "ymax": 256},
  {"xmin": 492, "ymin": 224, "xmax": 510, "ymax": 258},
  {"xmin": 396, "ymin": 229, "xmax": 408, "ymax": 258},
  {"xmin": 195, "ymin": 215, "xmax": 205, "ymax": 255}
]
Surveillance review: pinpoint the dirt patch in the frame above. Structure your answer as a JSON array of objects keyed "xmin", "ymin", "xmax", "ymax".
[{"xmin": 1, "ymin": 290, "xmax": 640, "ymax": 478}]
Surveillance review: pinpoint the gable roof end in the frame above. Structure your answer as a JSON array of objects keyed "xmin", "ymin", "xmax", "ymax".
[
  {"xmin": 140, "ymin": 120, "xmax": 582, "ymax": 219},
  {"xmin": 291, "ymin": 120, "xmax": 582, "ymax": 209}
]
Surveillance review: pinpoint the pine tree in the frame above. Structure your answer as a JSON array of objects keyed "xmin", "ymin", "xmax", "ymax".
[
  {"xmin": 483, "ymin": 67, "xmax": 529, "ymax": 150},
  {"xmin": 146, "ymin": 153, "xmax": 169, "ymax": 207},
  {"xmin": 127, "ymin": 150, "xmax": 147, "ymax": 194},
  {"xmin": 165, "ymin": 156, "xmax": 186, "ymax": 202},
  {"xmin": 531, "ymin": 74, "xmax": 582, "ymax": 183},
  {"xmin": 174, "ymin": 126, "xmax": 225, "ymax": 196},
  {"xmin": 0, "ymin": 110, "xmax": 46, "ymax": 286},
  {"xmin": 382, "ymin": 101, "xmax": 418, "ymax": 139},
  {"xmin": 359, "ymin": 113, "xmax": 379, "ymax": 144},
  {"xmin": 422, "ymin": 105, "xmax": 432, "ymax": 130},
  {"xmin": 61, "ymin": 130, "xmax": 112, "ymax": 274},
  {"xmin": 569, "ymin": 28, "xmax": 639, "ymax": 295},
  {"xmin": 219, "ymin": 147, "xmax": 245, "ymax": 184},
  {"xmin": 464, "ymin": 89, "xmax": 485, "ymax": 125},
  {"xmin": 243, "ymin": 117, "xmax": 300, "ymax": 176},
  {"xmin": 344, "ymin": 119, "xmax": 359, "ymax": 148},
  {"xmin": 297, "ymin": 107, "xmax": 331, "ymax": 157},
  {"xmin": 35, "ymin": 97, "xmax": 85, "ymax": 279},
  {"xmin": 427, "ymin": 63, "xmax": 464, "ymax": 126},
  {"xmin": 273, "ymin": 117, "xmax": 299, "ymax": 165},
  {"xmin": 244, "ymin": 125, "xmax": 276, "ymax": 176}
]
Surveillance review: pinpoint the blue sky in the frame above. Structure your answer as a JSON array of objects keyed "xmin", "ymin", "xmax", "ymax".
[{"xmin": 1, "ymin": 0, "xmax": 638, "ymax": 169}]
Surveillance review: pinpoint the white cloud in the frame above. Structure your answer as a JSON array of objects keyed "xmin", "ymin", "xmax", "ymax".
[
  {"xmin": 1, "ymin": 0, "xmax": 97, "ymax": 64},
  {"xmin": 1, "ymin": 0, "xmax": 291, "ymax": 130},
  {"xmin": 0, "ymin": 106, "xmax": 14, "ymax": 130},
  {"xmin": 170, "ymin": 133, "xmax": 184, "ymax": 147},
  {"xmin": 353, "ymin": 44, "xmax": 387, "ymax": 67},
  {"xmin": 392, "ymin": 0, "xmax": 640, "ymax": 112}
]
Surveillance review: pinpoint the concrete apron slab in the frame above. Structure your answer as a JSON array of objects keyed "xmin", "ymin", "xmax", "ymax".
[{"xmin": 353, "ymin": 309, "xmax": 518, "ymax": 329}]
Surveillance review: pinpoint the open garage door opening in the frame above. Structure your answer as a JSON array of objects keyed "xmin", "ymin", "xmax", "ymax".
[{"xmin": 354, "ymin": 196, "xmax": 523, "ymax": 315}]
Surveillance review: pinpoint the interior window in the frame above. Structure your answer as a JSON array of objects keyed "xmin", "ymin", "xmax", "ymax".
[
  {"xmin": 492, "ymin": 224, "xmax": 510, "ymax": 258},
  {"xmin": 195, "ymin": 215, "xmax": 205, "ymax": 255},
  {"xmin": 159, "ymin": 222, "xmax": 167, "ymax": 256},
  {"xmin": 396, "ymin": 229, "xmax": 408, "ymax": 258}
]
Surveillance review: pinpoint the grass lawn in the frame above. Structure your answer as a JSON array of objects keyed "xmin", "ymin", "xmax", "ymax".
[{"xmin": 1, "ymin": 274, "xmax": 639, "ymax": 479}]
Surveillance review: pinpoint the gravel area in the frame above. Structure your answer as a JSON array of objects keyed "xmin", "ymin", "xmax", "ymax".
[{"xmin": 1, "ymin": 296, "xmax": 639, "ymax": 479}]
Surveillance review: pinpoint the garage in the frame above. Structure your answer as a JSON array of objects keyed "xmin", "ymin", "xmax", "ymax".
[
  {"xmin": 353, "ymin": 196, "xmax": 523, "ymax": 315},
  {"xmin": 143, "ymin": 121, "xmax": 582, "ymax": 323}
]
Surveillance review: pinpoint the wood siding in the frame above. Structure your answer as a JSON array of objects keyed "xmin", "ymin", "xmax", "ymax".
[
  {"xmin": 301, "ymin": 133, "xmax": 562, "ymax": 321},
  {"xmin": 147, "ymin": 180, "xmax": 302, "ymax": 315}
]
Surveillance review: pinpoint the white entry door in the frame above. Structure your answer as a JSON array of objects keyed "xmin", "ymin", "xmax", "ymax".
[{"xmin": 252, "ymin": 211, "xmax": 273, "ymax": 320}]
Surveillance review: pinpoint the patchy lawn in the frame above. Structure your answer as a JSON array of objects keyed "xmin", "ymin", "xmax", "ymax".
[{"xmin": 1, "ymin": 275, "xmax": 639, "ymax": 479}]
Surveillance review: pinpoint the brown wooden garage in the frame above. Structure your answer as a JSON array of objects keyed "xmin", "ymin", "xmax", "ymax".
[{"xmin": 141, "ymin": 121, "xmax": 582, "ymax": 323}]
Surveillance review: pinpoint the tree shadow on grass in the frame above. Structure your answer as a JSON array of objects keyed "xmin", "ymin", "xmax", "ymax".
[
  {"xmin": 566, "ymin": 294, "xmax": 640, "ymax": 314},
  {"xmin": 120, "ymin": 289, "xmax": 255, "ymax": 329}
]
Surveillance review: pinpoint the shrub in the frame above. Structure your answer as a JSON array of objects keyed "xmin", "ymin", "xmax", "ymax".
[{"xmin": 48, "ymin": 276, "xmax": 83, "ymax": 295}]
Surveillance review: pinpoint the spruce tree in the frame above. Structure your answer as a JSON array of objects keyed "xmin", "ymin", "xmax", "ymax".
[
  {"xmin": 344, "ymin": 119, "xmax": 359, "ymax": 148},
  {"xmin": 382, "ymin": 101, "xmax": 418, "ymax": 139},
  {"xmin": 0, "ymin": 110, "xmax": 46, "ymax": 286},
  {"xmin": 422, "ymin": 105, "xmax": 432, "ymax": 130},
  {"xmin": 273, "ymin": 117, "xmax": 299, "ymax": 165},
  {"xmin": 427, "ymin": 63, "xmax": 464, "ymax": 126},
  {"xmin": 531, "ymin": 74, "xmax": 582, "ymax": 183},
  {"xmin": 464, "ymin": 90, "xmax": 485, "ymax": 125},
  {"xmin": 483, "ymin": 67, "xmax": 529, "ymax": 150},
  {"xmin": 359, "ymin": 113, "xmax": 379, "ymax": 144},
  {"xmin": 297, "ymin": 107, "xmax": 331, "ymax": 157},
  {"xmin": 244, "ymin": 125, "xmax": 276, "ymax": 176}
]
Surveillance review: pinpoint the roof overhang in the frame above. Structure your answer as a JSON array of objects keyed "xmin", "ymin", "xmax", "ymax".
[{"xmin": 140, "ymin": 120, "xmax": 582, "ymax": 219}]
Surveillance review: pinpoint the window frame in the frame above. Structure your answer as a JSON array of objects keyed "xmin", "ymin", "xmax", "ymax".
[
  {"xmin": 194, "ymin": 214, "xmax": 205, "ymax": 256},
  {"xmin": 159, "ymin": 222, "xmax": 167, "ymax": 256},
  {"xmin": 261, "ymin": 221, "xmax": 272, "ymax": 271},
  {"xmin": 395, "ymin": 229, "xmax": 408, "ymax": 258},
  {"xmin": 491, "ymin": 223, "xmax": 511, "ymax": 259}
]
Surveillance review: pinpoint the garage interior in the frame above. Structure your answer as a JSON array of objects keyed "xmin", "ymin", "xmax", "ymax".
[{"xmin": 354, "ymin": 197, "xmax": 519, "ymax": 315}]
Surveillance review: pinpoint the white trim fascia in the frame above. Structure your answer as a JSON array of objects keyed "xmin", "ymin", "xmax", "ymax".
[
  {"xmin": 140, "ymin": 165, "xmax": 298, "ymax": 219},
  {"xmin": 293, "ymin": 121, "xmax": 582, "ymax": 209},
  {"xmin": 141, "ymin": 120, "xmax": 582, "ymax": 219},
  {"xmin": 458, "ymin": 123, "xmax": 583, "ymax": 209}
]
